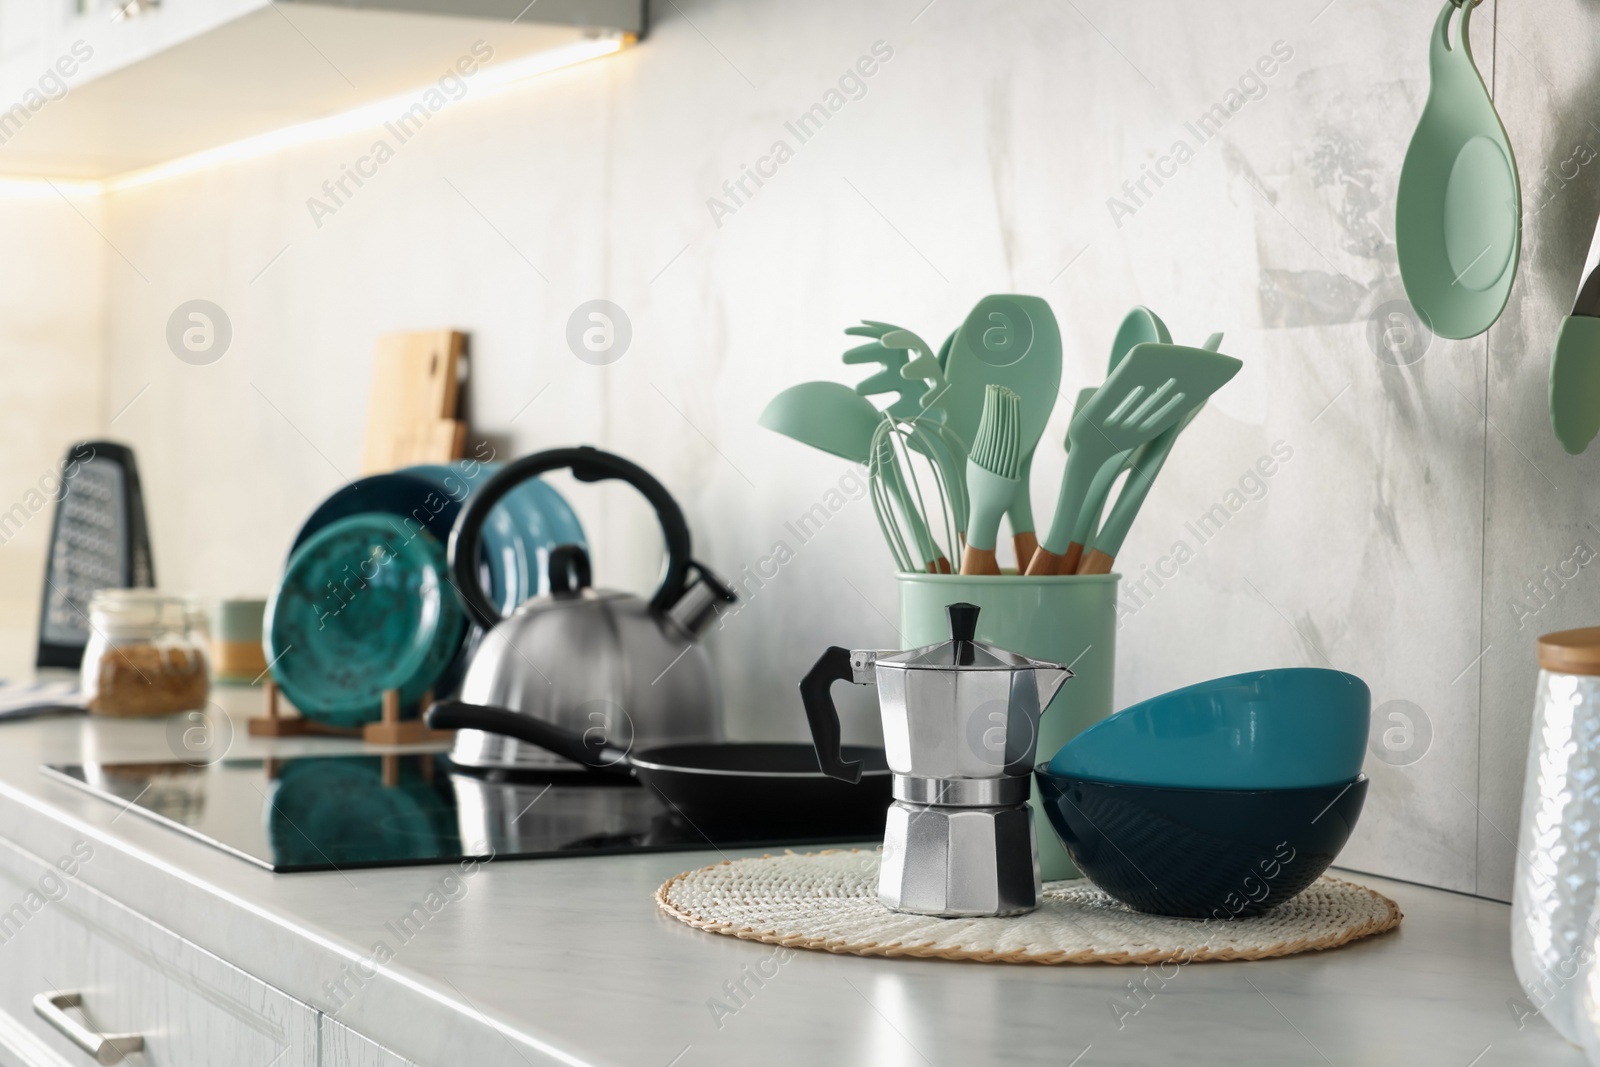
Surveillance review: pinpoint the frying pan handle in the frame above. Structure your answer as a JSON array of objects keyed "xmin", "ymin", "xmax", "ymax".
[
  {"xmin": 799, "ymin": 647, "xmax": 865, "ymax": 784},
  {"xmin": 425, "ymin": 700, "xmax": 633, "ymax": 775}
]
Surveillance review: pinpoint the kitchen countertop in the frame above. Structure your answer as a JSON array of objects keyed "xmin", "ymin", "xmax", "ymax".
[{"xmin": 0, "ymin": 682, "xmax": 1582, "ymax": 1067}]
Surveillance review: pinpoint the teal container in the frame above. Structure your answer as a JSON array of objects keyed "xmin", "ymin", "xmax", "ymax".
[{"xmin": 897, "ymin": 572, "xmax": 1119, "ymax": 880}]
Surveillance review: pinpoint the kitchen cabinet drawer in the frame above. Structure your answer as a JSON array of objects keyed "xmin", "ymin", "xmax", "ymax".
[
  {"xmin": 322, "ymin": 1018, "xmax": 418, "ymax": 1067},
  {"xmin": 0, "ymin": 836, "xmax": 318, "ymax": 1067}
]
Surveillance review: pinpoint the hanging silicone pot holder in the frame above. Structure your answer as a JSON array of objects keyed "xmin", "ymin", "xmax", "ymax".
[{"xmin": 1396, "ymin": 0, "xmax": 1520, "ymax": 341}]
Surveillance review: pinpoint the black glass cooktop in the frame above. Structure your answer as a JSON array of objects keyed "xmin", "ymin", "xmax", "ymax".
[{"xmin": 44, "ymin": 755, "xmax": 876, "ymax": 873}]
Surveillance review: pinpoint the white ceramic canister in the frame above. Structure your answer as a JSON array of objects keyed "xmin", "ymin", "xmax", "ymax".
[{"xmin": 1513, "ymin": 627, "xmax": 1600, "ymax": 1044}]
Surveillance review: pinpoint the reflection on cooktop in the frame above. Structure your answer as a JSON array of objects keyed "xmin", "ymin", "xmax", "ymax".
[{"xmin": 44, "ymin": 755, "xmax": 878, "ymax": 873}]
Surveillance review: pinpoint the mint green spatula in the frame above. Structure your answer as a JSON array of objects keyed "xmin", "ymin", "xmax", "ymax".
[
  {"xmin": 1080, "ymin": 334, "xmax": 1225, "ymax": 574},
  {"xmin": 1396, "ymin": 0, "xmax": 1520, "ymax": 340},
  {"xmin": 1054, "ymin": 306, "xmax": 1175, "ymax": 573},
  {"xmin": 1026, "ymin": 344, "xmax": 1242, "ymax": 575}
]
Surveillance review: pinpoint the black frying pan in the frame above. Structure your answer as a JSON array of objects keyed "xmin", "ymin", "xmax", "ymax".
[{"xmin": 426, "ymin": 701, "xmax": 891, "ymax": 835}]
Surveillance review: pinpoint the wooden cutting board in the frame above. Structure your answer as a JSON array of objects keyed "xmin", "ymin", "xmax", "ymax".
[{"xmin": 361, "ymin": 330, "xmax": 467, "ymax": 473}]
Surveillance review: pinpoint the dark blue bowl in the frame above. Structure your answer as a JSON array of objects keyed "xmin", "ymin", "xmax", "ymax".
[{"xmin": 1035, "ymin": 768, "xmax": 1368, "ymax": 919}]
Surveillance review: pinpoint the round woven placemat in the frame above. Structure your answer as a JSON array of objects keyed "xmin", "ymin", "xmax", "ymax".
[{"xmin": 656, "ymin": 849, "xmax": 1402, "ymax": 965}]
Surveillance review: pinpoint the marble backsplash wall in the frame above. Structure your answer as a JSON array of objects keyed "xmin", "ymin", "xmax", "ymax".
[
  {"xmin": 5, "ymin": 0, "xmax": 1594, "ymax": 900},
  {"xmin": 0, "ymin": 185, "xmax": 105, "ymax": 650}
]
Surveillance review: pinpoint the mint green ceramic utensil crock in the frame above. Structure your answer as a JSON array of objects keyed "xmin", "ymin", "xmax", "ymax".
[
  {"xmin": 1396, "ymin": 0, "xmax": 1520, "ymax": 340},
  {"xmin": 898, "ymin": 572, "xmax": 1119, "ymax": 879}
]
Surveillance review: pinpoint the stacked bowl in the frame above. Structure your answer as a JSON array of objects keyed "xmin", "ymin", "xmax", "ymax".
[
  {"xmin": 1035, "ymin": 668, "xmax": 1370, "ymax": 918},
  {"xmin": 265, "ymin": 463, "xmax": 584, "ymax": 728}
]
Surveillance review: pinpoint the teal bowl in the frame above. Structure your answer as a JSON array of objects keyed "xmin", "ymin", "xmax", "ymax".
[
  {"xmin": 266, "ymin": 514, "xmax": 465, "ymax": 727},
  {"xmin": 1047, "ymin": 668, "xmax": 1370, "ymax": 789},
  {"xmin": 1036, "ymin": 767, "xmax": 1368, "ymax": 918}
]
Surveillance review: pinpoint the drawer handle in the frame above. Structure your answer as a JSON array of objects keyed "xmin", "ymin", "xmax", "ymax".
[{"xmin": 31, "ymin": 992, "xmax": 144, "ymax": 1065}]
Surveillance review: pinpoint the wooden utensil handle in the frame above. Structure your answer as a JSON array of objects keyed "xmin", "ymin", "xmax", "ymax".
[
  {"xmin": 960, "ymin": 545, "xmax": 1001, "ymax": 576},
  {"xmin": 1078, "ymin": 548, "xmax": 1115, "ymax": 575},
  {"xmin": 1012, "ymin": 532, "xmax": 1038, "ymax": 575},
  {"xmin": 1059, "ymin": 542, "xmax": 1085, "ymax": 575},
  {"xmin": 1024, "ymin": 547, "xmax": 1064, "ymax": 575}
]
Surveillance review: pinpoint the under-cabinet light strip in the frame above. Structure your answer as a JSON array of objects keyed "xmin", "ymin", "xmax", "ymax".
[{"xmin": 0, "ymin": 31, "xmax": 629, "ymax": 198}]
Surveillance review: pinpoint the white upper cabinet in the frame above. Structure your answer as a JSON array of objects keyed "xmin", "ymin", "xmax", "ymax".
[{"xmin": 0, "ymin": 0, "xmax": 644, "ymax": 179}]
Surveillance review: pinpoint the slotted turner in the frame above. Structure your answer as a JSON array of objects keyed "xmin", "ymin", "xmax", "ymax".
[
  {"xmin": 1052, "ymin": 305, "xmax": 1172, "ymax": 573},
  {"xmin": 1025, "ymin": 344, "xmax": 1242, "ymax": 575}
]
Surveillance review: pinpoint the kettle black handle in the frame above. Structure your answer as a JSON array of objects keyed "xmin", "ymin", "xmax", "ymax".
[
  {"xmin": 448, "ymin": 447, "xmax": 692, "ymax": 630},
  {"xmin": 548, "ymin": 544, "xmax": 592, "ymax": 594},
  {"xmin": 799, "ymin": 646, "xmax": 864, "ymax": 784}
]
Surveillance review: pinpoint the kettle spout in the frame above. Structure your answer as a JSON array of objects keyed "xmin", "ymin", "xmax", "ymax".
[
  {"xmin": 665, "ymin": 562, "xmax": 738, "ymax": 636},
  {"xmin": 1034, "ymin": 667, "xmax": 1073, "ymax": 711}
]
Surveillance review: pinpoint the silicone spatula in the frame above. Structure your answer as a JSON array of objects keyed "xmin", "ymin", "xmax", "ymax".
[
  {"xmin": 1396, "ymin": 0, "xmax": 1520, "ymax": 340},
  {"xmin": 1550, "ymin": 213, "xmax": 1600, "ymax": 455},
  {"xmin": 1025, "ymin": 344, "xmax": 1242, "ymax": 575},
  {"xmin": 1053, "ymin": 306, "xmax": 1175, "ymax": 573},
  {"xmin": 943, "ymin": 296, "xmax": 1061, "ymax": 571},
  {"xmin": 1079, "ymin": 332, "xmax": 1225, "ymax": 574}
]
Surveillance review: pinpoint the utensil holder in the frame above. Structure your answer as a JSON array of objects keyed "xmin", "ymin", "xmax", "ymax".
[{"xmin": 897, "ymin": 572, "xmax": 1119, "ymax": 880}]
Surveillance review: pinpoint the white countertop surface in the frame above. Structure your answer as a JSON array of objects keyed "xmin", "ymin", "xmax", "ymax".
[{"xmin": 0, "ymin": 682, "xmax": 1583, "ymax": 1067}]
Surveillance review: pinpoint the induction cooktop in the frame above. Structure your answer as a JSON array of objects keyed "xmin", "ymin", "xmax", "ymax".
[{"xmin": 44, "ymin": 754, "xmax": 877, "ymax": 873}]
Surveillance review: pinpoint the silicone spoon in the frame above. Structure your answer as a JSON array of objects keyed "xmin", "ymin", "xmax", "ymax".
[
  {"xmin": 1396, "ymin": 0, "xmax": 1520, "ymax": 340},
  {"xmin": 759, "ymin": 382, "xmax": 948, "ymax": 571},
  {"xmin": 1549, "ymin": 212, "xmax": 1600, "ymax": 454},
  {"xmin": 1026, "ymin": 344, "xmax": 1242, "ymax": 575},
  {"xmin": 960, "ymin": 385, "xmax": 1021, "ymax": 576},
  {"xmin": 942, "ymin": 296, "xmax": 1061, "ymax": 573}
]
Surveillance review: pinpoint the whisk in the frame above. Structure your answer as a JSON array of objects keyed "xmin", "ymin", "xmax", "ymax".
[{"xmin": 868, "ymin": 415, "xmax": 968, "ymax": 574}]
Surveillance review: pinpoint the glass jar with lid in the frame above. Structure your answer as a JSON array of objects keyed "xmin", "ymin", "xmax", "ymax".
[
  {"xmin": 80, "ymin": 590, "xmax": 210, "ymax": 716},
  {"xmin": 182, "ymin": 595, "xmax": 211, "ymax": 678}
]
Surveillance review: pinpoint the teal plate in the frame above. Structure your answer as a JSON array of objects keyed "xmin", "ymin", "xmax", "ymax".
[
  {"xmin": 404, "ymin": 462, "xmax": 586, "ymax": 616},
  {"xmin": 267, "ymin": 757, "xmax": 449, "ymax": 866},
  {"xmin": 266, "ymin": 514, "xmax": 465, "ymax": 727}
]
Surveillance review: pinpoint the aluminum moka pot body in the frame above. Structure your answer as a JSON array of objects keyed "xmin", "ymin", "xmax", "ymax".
[
  {"xmin": 855, "ymin": 646, "xmax": 1063, "ymax": 780},
  {"xmin": 802, "ymin": 602, "xmax": 1072, "ymax": 918}
]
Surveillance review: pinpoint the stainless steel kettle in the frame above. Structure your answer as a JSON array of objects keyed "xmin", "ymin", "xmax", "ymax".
[{"xmin": 439, "ymin": 447, "xmax": 735, "ymax": 772}]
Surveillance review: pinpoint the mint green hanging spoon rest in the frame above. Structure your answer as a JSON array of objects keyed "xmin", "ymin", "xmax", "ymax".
[
  {"xmin": 1396, "ymin": 0, "xmax": 1519, "ymax": 340},
  {"xmin": 1549, "ymin": 212, "xmax": 1600, "ymax": 454}
]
